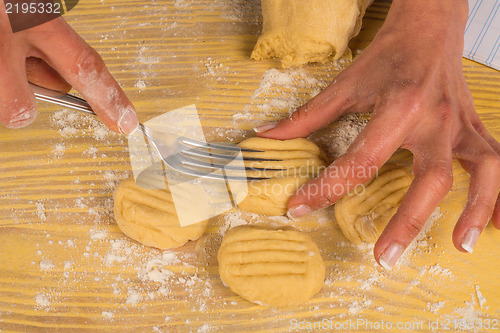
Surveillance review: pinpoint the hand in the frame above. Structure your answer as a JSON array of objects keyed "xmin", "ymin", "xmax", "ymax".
[
  {"xmin": 255, "ymin": 0, "xmax": 500, "ymax": 269},
  {"xmin": 0, "ymin": 2, "xmax": 138, "ymax": 133}
]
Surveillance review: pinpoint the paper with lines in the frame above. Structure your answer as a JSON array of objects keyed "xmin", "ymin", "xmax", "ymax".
[{"xmin": 463, "ymin": 0, "xmax": 500, "ymax": 70}]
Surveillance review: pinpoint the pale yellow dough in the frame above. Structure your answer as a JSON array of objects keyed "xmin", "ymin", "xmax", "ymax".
[
  {"xmin": 218, "ymin": 225, "xmax": 325, "ymax": 306},
  {"xmin": 236, "ymin": 137, "xmax": 327, "ymax": 216},
  {"xmin": 251, "ymin": 0, "xmax": 373, "ymax": 67},
  {"xmin": 113, "ymin": 177, "xmax": 208, "ymax": 249},
  {"xmin": 335, "ymin": 164, "xmax": 413, "ymax": 245}
]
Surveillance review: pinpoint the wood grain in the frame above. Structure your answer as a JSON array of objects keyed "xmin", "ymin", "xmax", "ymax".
[{"xmin": 0, "ymin": 0, "xmax": 499, "ymax": 332}]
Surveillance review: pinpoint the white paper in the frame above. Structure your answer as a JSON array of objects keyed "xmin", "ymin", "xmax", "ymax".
[{"xmin": 463, "ymin": 0, "xmax": 500, "ymax": 70}]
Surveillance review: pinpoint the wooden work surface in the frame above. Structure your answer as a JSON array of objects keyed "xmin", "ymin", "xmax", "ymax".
[{"xmin": 1, "ymin": 0, "xmax": 499, "ymax": 332}]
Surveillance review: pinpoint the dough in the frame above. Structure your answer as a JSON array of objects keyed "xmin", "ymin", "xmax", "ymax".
[
  {"xmin": 113, "ymin": 177, "xmax": 208, "ymax": 249},
  {"xmin": 218, "ymin": 225, "xmax": 325, "ymax": 306},
  {"xmin": 335, "ymin": 164, "xmax": 413, "ymax": 245},
  {"xmin": 236, "ymin": 137, "xmax": 328, "ymax": 216},
  {"xmin": 251, "ymin": 0, "xmax": 373, "ymax": 67}
]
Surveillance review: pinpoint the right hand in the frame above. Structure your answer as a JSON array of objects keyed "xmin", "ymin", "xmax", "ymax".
[{"xmin": 0, "ymin": 1, "xmax": 138, "ymax": 133}]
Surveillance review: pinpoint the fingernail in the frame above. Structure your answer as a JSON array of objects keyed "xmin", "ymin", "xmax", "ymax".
[
  {"xmin": 379, "ymin": 242, "xmax": 405, "ymax": 270},
  {"xmin": 461, "ymin": 227, "xmax": 481, "ymax": 253},
  {"xmin": 287, "ymin": 204, "xmax": 312, "ymax": 219},
  {"xmin": 253, "ymin": 122, "xmax": 278, "ymax": 133},
  {"xmin": 118, "ymin": 105, "xmax": 139, "ymax": 135}
]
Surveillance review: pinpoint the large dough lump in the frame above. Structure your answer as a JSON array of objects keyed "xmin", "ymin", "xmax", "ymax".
[
  {"xmin": 335, "ymin": 164, "xmax": 413, "ymax": 245},
  {"xmin": 114, "ymin": 177, "xmax": 208, "ymax": 249},
  {"xmin": 218, "ymin": 225, "xmax": 325, "ymax": 306},
  {"xmin": 251, "ymin": 0, "xmax": 372, "ymax": 67},
  {"xmin": 236, "ymin": 137, "xmax": 327, "ymax": 216}
]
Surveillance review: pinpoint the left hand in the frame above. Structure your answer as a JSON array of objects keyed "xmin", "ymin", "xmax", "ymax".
[{"xmin": 254, "ymin": 0, "xmax": 500, "ymax": 269}]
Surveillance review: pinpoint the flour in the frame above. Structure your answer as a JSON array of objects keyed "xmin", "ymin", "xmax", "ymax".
[
  {"xmin": 233, "ymin": 68, "xmax": 327, "ymax": 129},
  {"xmin": 34, "ymin": 293, "xmax": 51, "ymax": 308},
  {"xmin": 102, "ymin": 311, "xmax": 114, "ymax": 319},
  {"xmin": 39, "ymin": 259, "xmax": 55, "ymax": 271},
  {"xmin": 134, "ymin": 79, "xmax": 147, "ymax": 90},
  {"xmin": 126, "ymin": 289, "xmax": 142, "ymax": 305},
  {"xmin": 309, "ymin": 114, "xmax": 368, "ymax": 159},
  {"xmin": 475, "ymin": 285, "xmax": 487, "ymax": 309},
  {"xmin": 398, "ymin": 207, "xmax": 442, "ymax": 267},
  {"xmin": 427, "ymin": 301, "xmax": 445, "ymax": 313},
  {"xmin": 35, "ymin": 201, "xmax": 47, "ymax": 221},
  {"xmin": 426, "ymin": 264, "xmax": 454, "ymax": 279}
]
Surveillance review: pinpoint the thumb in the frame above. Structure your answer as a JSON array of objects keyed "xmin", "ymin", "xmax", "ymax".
[{"xmin": 254, "ymin": 80, "xmax": 354, "ymax": 139}]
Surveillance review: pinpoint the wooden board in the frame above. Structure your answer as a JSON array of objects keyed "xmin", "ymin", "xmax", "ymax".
[{"xmin": 0, "ymin": 0, "xmax": 499, "ymax": 331}]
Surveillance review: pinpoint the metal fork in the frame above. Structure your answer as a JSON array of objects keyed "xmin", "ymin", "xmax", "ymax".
[{"xmin": 29, "ymin": 83, "xmax": 279, "ymax": 181}]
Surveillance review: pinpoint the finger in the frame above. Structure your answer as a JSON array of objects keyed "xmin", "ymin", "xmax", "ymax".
[
  {"xmin": 469, "ymin": 112, "xmax": 500, "ymax": 154},
  {"xmin": 254, "ymin": 75, "xmax": 356, "ymax": 139},
  {"xmin": 0, "ymin": 54, "xmax": 37, "ymax": 128},
  {"xmin": 374, "ymin": 143, "xmax": 453, "ymax": 270},
  {"xmin": 287, "ymin": 97, "xmax": 416, "ymax": 217},
  {"xmin": 454, "ymin": 133, "xmax": 500, "ymax": 252},
  {"xmin": 26, "ymin": 57, "xmax": 71, "ymax": 93},
  {"xmin": 28, "ymin": 18, "xmax": 138, "ymax": 134},
  {"xmin": 493, "ymin": 196, "xmax": 500, "ymax": 229}
]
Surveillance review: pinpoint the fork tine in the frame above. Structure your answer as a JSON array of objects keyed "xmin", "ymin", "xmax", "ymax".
[
  {"xmin": 179, "ymin": 137, "xmax": 263, "ymax": 153},
  {"xmin": 180, "ymin": 147, "xmax": 282, "ymax": 162},
  {"xmin": 165, "ymin": 154, "xmax": 268, "ymax": 181},
  {"xmin": 177, "ymin": 153, "xmax": 284, "ymax": 172}
]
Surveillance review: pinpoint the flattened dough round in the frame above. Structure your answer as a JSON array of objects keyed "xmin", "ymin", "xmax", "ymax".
[
  {"xmin": 251, "ymin": 0, "xmax": 373, "ymax": 67},
  {"xmin": 335, "ymin": 164, "xmax": 413, "ymax": 245},
  {"xmin": 236, "ymin": 137, "xmax": 327, "ymax": 216},
  {"xmin": 218, "ymin": 225, "xmax": 325, "ymax": 306},
  {"xmin": 114, "ymin": 177, "xmax": 208, "ymax": 249}
]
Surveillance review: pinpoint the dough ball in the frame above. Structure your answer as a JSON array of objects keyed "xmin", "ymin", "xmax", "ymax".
[
  {"xmin": 251, "ymin": 0, "xmax": 373, "ymax": 67},
  {"xmin": 218, "ymin": 225, "xmax": 325, "ymax": 306},
  {"xmin": 113, "ymin": 177, "xmax": 208, "ymax": 249},
  {"xmin": 335, "ymin": 164, "xmax": 413, "ymax": 245},
  {"xmin": 236, "ymin": 137, "xmax": 328, "ymax": 215}
]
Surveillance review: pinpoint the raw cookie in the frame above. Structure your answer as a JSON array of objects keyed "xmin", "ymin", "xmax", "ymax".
[
  {"xmin": 218, "ymin": 225, "xmax": 325, "ymax": 306},
  {"xmin": 236, "ymin": 137, "xmax": 328, "ymax": 216},
  {"xmin": 113, "ymin": 177, "xmax": 208, "ymax": 249},
  {"xmin": 251, "ymin": 0, "xmax": 373, "ymax": 67},
  {"xmin": 335, "ymin": 164, "xmax": 413, "ymax": 245}
]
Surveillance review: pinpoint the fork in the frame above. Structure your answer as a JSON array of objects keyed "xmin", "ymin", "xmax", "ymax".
[{"xmin": 29, "ymin": 83, "xmax": 279, "ymax": 181}]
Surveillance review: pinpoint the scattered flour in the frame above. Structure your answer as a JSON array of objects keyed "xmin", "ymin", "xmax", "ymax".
[
  {"xmin": 475, "ymin": 285, "xmax": 487, "ymax": 309},
  {"xmin": 126, "ymin": 289, "xmax": 142, "ymax": 305},
  {"xmin": 35, "ymin": 293, "xmax": 51, "ymax": 308},
  {"xmin": 234, "ymin": 68, "xmax": 327, "ymax": 129},
  {"xmin": 102, "ymin": 311, "xmax": 114, "ymax": 319},
  {"xmin": 134, "ymin": 79, "xmax": 147, "ymax": 89},
  {"xmin": 426, "ymin": 264, "xmax": 454, "ymax": 279},
  {"xmin": 427, "ymin": 301, "xmax": 446, "ymax": 313},
  {"xmin": 397, "ymin": 207, "xmax": 443, "ymax": 267},
  {"xmin": 39, "ymin": 259, "xmax": 55, "ymax": 271},
  {"xmin": 35, "ymin": 201, "xmax": 47, "ymax": 221}
]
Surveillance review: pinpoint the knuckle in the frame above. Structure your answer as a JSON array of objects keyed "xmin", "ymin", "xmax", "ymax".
[
  {"xmin": 351, "ymin": 154, "xmax": 380, "ymax": 181},
  {"xmin": 421, "ymin": 164, "xmax": 454, "ymax": 196},
  {"xmin": 72, "ymin": 47, "xmax": 104, "ymax": 79},
  {"xmin": 399, "ymin": 214, "xmax": 425, "ymax": 239}
]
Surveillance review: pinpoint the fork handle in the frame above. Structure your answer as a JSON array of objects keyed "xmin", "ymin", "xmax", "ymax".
[{"xmin": 29, "ymin": 82, "xmax": 96, "ymax": 116}]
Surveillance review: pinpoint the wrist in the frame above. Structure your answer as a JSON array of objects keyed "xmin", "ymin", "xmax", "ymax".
[{"xmin": 376, "ymin": 0, "xmax": 468, "ymax": 55}]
